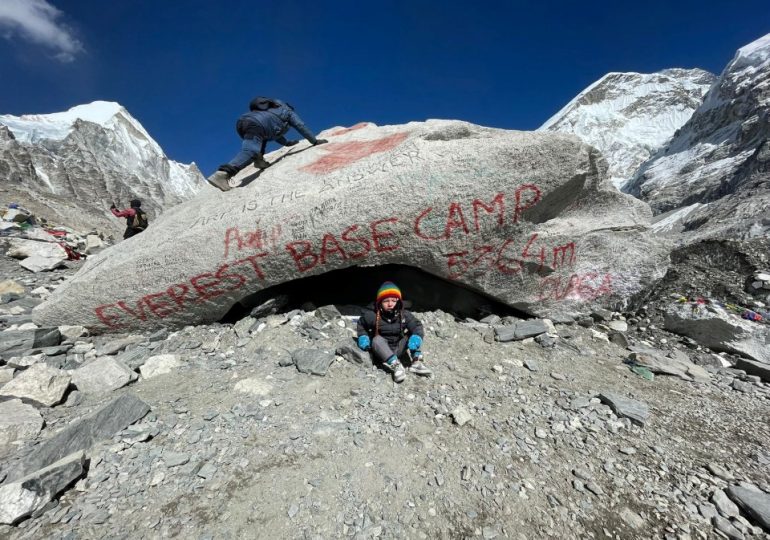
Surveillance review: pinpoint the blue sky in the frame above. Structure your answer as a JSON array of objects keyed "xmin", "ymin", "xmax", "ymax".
[{"xmin": 1, "ymin": 0, "xmax": 768, "ymax": 175}]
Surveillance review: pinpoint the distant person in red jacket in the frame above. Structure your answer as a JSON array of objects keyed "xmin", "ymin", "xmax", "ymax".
[{"xmin": 110, "ymin": 199, "xmax": 148, "ymax": 239}]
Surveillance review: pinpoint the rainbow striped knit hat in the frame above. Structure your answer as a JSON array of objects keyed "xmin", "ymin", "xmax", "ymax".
[{"xmin": 376, "ymin": 281, "xmax": 402, "ymax": 304}]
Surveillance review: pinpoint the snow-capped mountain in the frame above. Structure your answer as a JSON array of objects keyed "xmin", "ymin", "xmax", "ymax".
[
  {"xmin": 626, "ymin": 33, "xmax": 770, "ymax": 242},
  {"xmin": 540, "ymin": 69, "xmax": 716, "ymax": 189},
  {"xmin": 0, "ymin": 101, "xmax": 205, "ymax": 236}
]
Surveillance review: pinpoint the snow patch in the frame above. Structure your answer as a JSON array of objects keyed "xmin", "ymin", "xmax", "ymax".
[{"xmin": 650, "ymin": 203, "xmax": 703, "ymax": 233}]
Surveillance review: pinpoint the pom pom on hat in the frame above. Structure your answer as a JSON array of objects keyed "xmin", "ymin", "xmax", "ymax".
[{"xmin": 376, "ymin": 281, "xmax": 402, "ymax": 304}]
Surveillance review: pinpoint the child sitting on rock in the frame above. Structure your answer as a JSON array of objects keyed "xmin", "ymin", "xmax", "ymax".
[{"xmin": 356, "ymin": 281, "xmax": 432, "ymax": 383}]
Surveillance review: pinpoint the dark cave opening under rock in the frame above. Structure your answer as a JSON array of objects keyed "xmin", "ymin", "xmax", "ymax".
[{"xmin": 221, "ymin": 264, "xmax": 524, "ymax": 323}]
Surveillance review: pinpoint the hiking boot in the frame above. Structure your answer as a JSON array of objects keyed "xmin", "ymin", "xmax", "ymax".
[
  {"xmin": 384, "ymin": 358, "xmax": 406, "ymax": 383},
  {"xmin": 409, "ymin": 360, "xmax": 432, "ymax": 376},
  {"xmin": 254, "ymin": 154, "xmax": 270, "ymax": 169},
  {"xmin": 207, "ymin": 170, "xmax": 231, "ymax": 192}
]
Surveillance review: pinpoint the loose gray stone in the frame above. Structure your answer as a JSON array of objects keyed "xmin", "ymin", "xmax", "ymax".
[
  {"xmin": 71, "ymin": 357, "xmax": 137, "ymax": 394},
  {"xmin": 733, "ymin": 358, "xmax": 770, "ymax": 383},
  {"xmin": 95, "ymin": 335, "xmax": 145, "ymax": 356},
  {"xmin": 713, "ymin": 489, "xmax": 741, "ymax": 518},
  {"xmin": 293, "ymin": 349, "xmax": 335, "ymax": 376},
  {"xmin": 197, "ymin": 463, "xmax": 217, "ymax": 479},
  {"xmin": 335, "ymin": 342, "xmax": 373, "ymax": 367},
  {"xmin": 0, "ymin": 367, "xmax": 14, "ymax": 384},
  {"xmin": 0, "ymin": 451, "xmax": 85, "ymax": 525},
  {"xmin": 523, "ymin": 359, "xmax": 540, "ymax": 372},
  {"xmin": 233, "ymin": 378, "xmax": 272, "ymax": 396},
  {"xmin": 0, "ymin": 328, "xmax": 61, "ymax": 360},
  {"xmin": 451, "ymin": 404, "xmax": 473, "ymax": 427},
  {"xmin": 0, "ymin": 399, "xmax": 44, "ymax": 446},
  {"xmin": 140, "ymin": 354, "xmax": 183, "ymax": 379},
  {"xmin": 115, "ymin": 346, "xmax": 152, "ymax": 370},
  {"xmin": 598, "ymin": 392, "xmax": 650, "ymax": 426},
  {"xmin": 493, "ymin": 325, "xmax": 517, "ymax": 342},
  {"xmin": 4, "ymin": 393, "xmax": 150, "ymax": 482},
  {"xmin": 164, "ymin": 453, "xmax": 190, "ymax": 467},
  {"xmin": 514, "ymin": 320, "xmax": 550, "ymax": 339},
  {"xmin": 6, "ymin": 353, "xmax": 45, "ymax": 369},
  {"xmin": 608, "ymin": 331, "xmax": 630, "ymax": 348},
  {"xmin": 712, "ymin": 515, "xmax": 745, "ymax": 540},
  {"xmin": 619, "ymin": 507, "xmax": 645, "ymax": 529},
  {"xmin": 315, "ymin": 305, "xmax": 342, "ymax": 321},
  {"xmin": 0, "ymin": 363, "xmax": 70, "ymax": 407},
  {"xmin": 58, "ymin": 326, "xmax": 88, "ymax": 342},
  {"xmin": 233, "ymin": 317, "xmax": 255, "ymax": 338},
  {"xmin": 727, "ymin": 485, "xmax": 770, "ymax": 532}
]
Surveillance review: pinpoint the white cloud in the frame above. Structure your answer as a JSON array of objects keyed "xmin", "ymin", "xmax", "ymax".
[{"xmin": 0, "ymin": 0, "xmax": 84, "ymax": 62}]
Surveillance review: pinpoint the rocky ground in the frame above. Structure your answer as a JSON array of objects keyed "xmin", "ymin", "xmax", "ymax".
[{"xmin": 1, "ymin": 251, "xmax": 770, "ymax": 540}]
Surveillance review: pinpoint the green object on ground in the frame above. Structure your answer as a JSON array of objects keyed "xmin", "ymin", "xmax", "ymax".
[{"xmin": 631, "ymin": 365, "xmax": 654, "ymax": 381}]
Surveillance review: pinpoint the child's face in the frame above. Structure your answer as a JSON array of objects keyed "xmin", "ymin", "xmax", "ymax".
[{"xmin": 381, "ymin": 297, "xmax": 398, "ymax": 310}]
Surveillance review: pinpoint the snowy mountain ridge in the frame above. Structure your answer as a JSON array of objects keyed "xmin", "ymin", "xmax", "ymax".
[
  {"xmin": 0, "ymin": 101, "xmax": 205, "ymax": 236},
  {"xmin": 625, "ymin": 32, "xmax": 770, "ymax": 245},
  {"xmin": 539, "ymin": 68, "xmax": 716, "ymax": 189}
]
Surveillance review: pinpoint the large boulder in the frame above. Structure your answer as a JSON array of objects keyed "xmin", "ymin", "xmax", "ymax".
[
  {"xmin": 664, "ymin": 303, "xmax": 770, "ymax": 364},
  {"xmin": 32, "ymin": 120, "xmax": 669, "ymax": 332}
]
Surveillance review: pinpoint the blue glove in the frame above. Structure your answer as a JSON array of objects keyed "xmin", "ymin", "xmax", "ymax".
[
  {"xmin": 357, "ymin": 335, "xmax": 371, "ymax": 351},
  {"xmin": 408, "ymin": 335, "xmax": 422, "ymax": 351}
]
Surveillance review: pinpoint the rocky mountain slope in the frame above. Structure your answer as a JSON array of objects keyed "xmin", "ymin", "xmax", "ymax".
[
  {"xmin": 1, "ymin": 251, "xmax": 769, "ymax": 539},
  {"xmin": 0, "ymin": 102, "xmax": 205, "ymax": 237},
  {"xmin": 539, "ymin": 69, "xmax": 715, "ymax": 189},
  {"xmin": 625, "ymin": 34, "xmax": 770, "ymax": 242}
]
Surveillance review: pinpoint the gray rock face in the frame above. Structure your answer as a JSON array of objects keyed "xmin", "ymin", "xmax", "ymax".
[
  {"xmin": 70, "ymin": 357, "xmax": 137, "ymax": 394},
  {"xmin": 0, "ymin": 363, "xmax": 71, "ymax": 407},
  {"xmin": 0, "ymin": 328, "xmax": 61, "ymax": 360},
  {"xmin": 4, "ymin": 393, "xmax": 149, "ymax": 482},
  {"xmin": 598, "ymin": 392, "xmax": 650, "ymax": 426},
  {"xmin": 628, "ymin": 34, "xmax": 770, "ymax": 242},
  {"xmin": 0, "ymin": 399, "xmax": 44, "ymax": 447},
  {"xmin": 541, "ymin": 68, "xmax": 715, "ymax": 189},
  {"xmin": 733, "ymin": 358, "xmax": 770, "ymax": 382},
  {"xmin": 0, "ymin": 451, "xmax": 85, "ymax": 525},
  {"xmin": 0, "ymin": 102, "xmax": 204, "ymax": 237},
  {"xmin": 727, "ymin": 484, "xmax": 770, "ymax": 531},
  {"xmin": 293, "ymin": 349, "xmax": 335, "ymax": 376},
  {"xmin": 32, "ymin": 120, "xmax": 668, "ymax": 332},
  {"xmin": 664, "ymin": 303, "xmax": 770, "ymax": 364}
]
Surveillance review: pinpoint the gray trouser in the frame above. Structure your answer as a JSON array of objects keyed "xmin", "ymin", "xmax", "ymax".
[{"xmin": 372, "ymin": 336, "xmax": 407, "ymax": 364}]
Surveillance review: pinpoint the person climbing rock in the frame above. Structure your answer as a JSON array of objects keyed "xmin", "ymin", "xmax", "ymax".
[
  {"xmin": 110, "ymin": 199, "xmax": 148, "ymax": 239},
  {"xmin": 207, "ymin": 97, "xmax": 328, "ymax": 192},
  {"xmin": 356, "ymin": 281, "xmax": 432, "ymax": 383}
]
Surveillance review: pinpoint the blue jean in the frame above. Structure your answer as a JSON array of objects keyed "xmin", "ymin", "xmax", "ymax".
[{"xmin": 225, "ymin": 137, "xmax": 266, "ymax": 173}]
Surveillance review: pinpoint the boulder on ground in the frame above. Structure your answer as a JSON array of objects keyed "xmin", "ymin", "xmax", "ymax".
[
  {"xmin": 85, "ymin": 234, "xmax": 103, "ymax": 253},
  {"xmin": 0, "ymin": 451, "xmax": 85, "ymax": 525},
  {"xmin": 4, "ymin": 393, "xmax": 149, "ymax": 482},
  {"xmin": 33, "ymin": 120, "xmax": 669, "ymax": 332},
  {"xmin": 19, "ymin": 255, "xmax": 67, "ymax": 273},
  {"xmin": 6, "ymin": 239, "xmax": 67, "ymax": 260},
  {"xmin": 664, "ymin": 303, "xmax": 770, "ymax": 364},
  {"xmin": 0, "ymin": 399, "xmax": 44, "ymax": 447},
  {"xmin": 0, "ymin": 363, "xmax": 71, "ymax": 407},
  {"xmin": 0, "ymin": 327, "xmax": 61, "ymax": 359},
  {"xmin": 0, "ymin": 280, "xmax": 25, "ymax": 296},
  {"xmin": 71, "ymin": 357, "xmax": 137, "ymax": 394},
  {"xmin": 140, "ymin": 354, "xmax": 182, "ymax": 379}
]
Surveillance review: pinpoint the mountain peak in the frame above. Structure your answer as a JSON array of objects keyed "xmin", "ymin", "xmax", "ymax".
[{"xmin": 0, "ymin": 100, "xmax": 129, "ymax": 143}]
